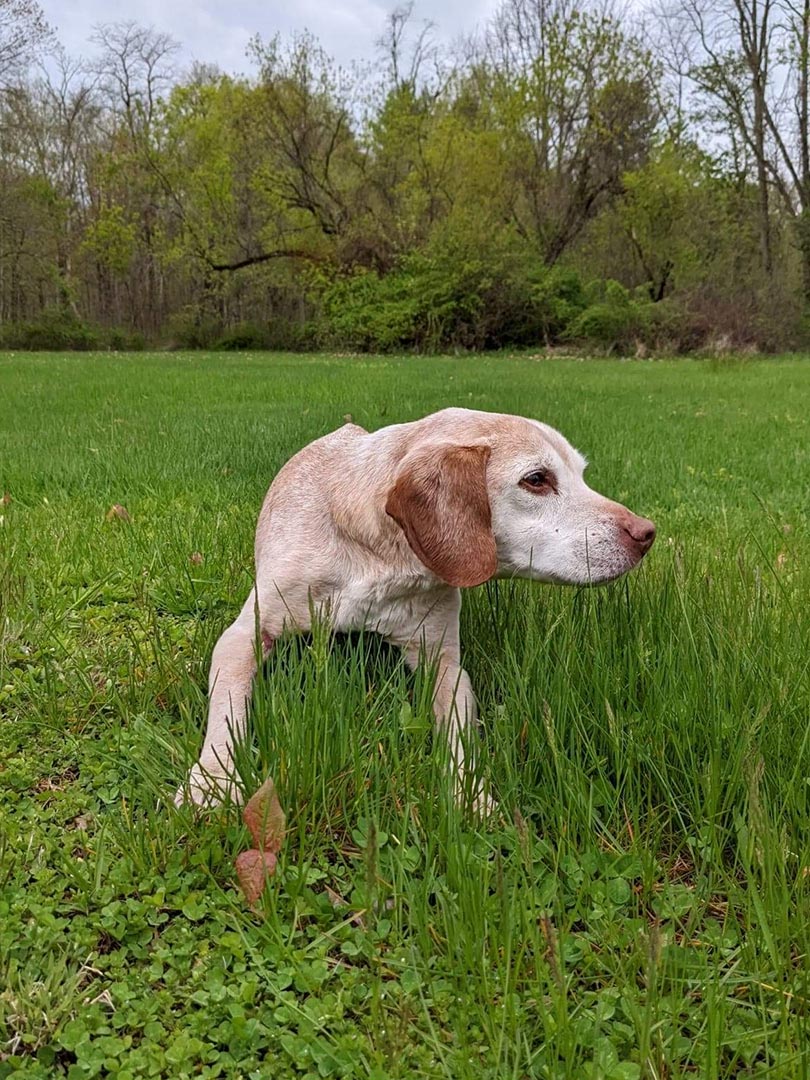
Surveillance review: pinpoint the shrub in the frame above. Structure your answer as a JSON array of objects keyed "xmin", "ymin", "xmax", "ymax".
[
  {"xmin": 215, "ymin": 322, "xmax": 271, "ymax": 350},
  {"xmin": 319, "ymin": 269, "xmax": 420, "ymax": 351},
  {"xmin": 167, "ymin": 311, "xmax": 223, "ymax": 350},
  {"xmin": 0, "ymin": 313, "xmax": 151, "ymax": 351},
  {"xmin": 0, "ymin": 308, "xmax": 101, "ymax": 350},
  {"xmin": 318, "ymin": 253, "xmax": 588, "ymax": 353},
  {"xmin": 566, "ymin": 280, "xmax": 653, "ymax": 352},
  {"xmin": 530, "ymin": 266, "xmax": 587, "ymax": 343},
  {"xmin": 108, "ymin": 328, "xmax": 146, "ymax": 351},
  {"xmin": 214, "ymin": 320, "xmax": 317, "ymax": 351}
]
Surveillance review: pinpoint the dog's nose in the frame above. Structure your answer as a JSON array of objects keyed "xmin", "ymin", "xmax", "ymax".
[{"xmin": 622, "ymin": 514, "xmax": 656, "ymax": 555}]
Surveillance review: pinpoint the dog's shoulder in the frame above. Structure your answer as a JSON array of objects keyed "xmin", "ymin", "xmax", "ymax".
[
  {"xmin": 300, "ymin": 420, "xmax": 369, "ymax": 456},
  {"xmin": 326, "ymin": 420, "xmax": 369, "ymax": 441},
  {"xmin": 258, "ymin": 421, "xmax": 370, "ymax": 524}
]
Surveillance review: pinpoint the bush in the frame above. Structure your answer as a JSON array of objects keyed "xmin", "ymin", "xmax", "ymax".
[
  {"xmin": 0, "ymin": 311, "xmax": 151, "ymax": 351},
  {"xmin": 317, "ymin": 253, "xmax": 589, "ymax": 353},
  {"xmin": 215, "ymin": 322, "xmax": 271, "ymax": 350},
  {"xmin": 566, "ymin": 280, "xmax": 653, "ymax": 353},
  {"xmin": 318, "ymin": 269, "xmax": 419, "ymax": 351},
  {"xmin": 0, "ymin": 309, "xmax": 101, "ymax": 350},
  {"xmin": 167, "ymin": 312, "xmax": 223, "ymax": 350},
  {"xmin": 531, "ymin": 267, "xmax": 587, "ymax": 343},
  {"xmin": 214, "ymin": 319, "xmax": 317, "ymax": 351},
  {"xmin": 108, "ymin": 328, "xmax": 146, "ymax": 351}
]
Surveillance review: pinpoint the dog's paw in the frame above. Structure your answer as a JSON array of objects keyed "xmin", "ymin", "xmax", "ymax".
[
  {"xmin": 173, "ymin": 761, "xmax": 242, "ymax": 810},
  {"xmin": 454, "ymin": 778, "xmax": 499, "ymax": 822},
  {"xmin": 470, "ymin": 785, "xmax": 499, "ymax": 822}
]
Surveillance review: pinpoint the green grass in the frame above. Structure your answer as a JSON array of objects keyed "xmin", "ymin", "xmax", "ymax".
[{"xmin": 1, "ymin": 350, "xmax": 809, "ymax": 1079}]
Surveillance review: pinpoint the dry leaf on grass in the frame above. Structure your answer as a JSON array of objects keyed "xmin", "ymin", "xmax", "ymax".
[
  {"xmin": 235, "ymin": 777, "xmax": 286, "ymax": 906},
  {"xmin": 105, "ymin": 504, "xmax": 131, "ymax": 523},
  {"xmin": 243, "ymin": 776, "xmax": 286, "ymax": 854},
  {"xmin": 235, "ymin": 849, "xmax": 278, "ymax": 906}
]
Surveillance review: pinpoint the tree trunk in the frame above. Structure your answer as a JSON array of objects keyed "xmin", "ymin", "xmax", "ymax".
[
  {"xmin": 753, "ymin": 85, "xmax": 772, "ymax": 277},
  {"xmin": 798, "ymin": 2, "xmax": 810, "ymax": 301},
  {"xmin": 797, "ymin": 210, "xmax": 810, "ymax": 303}
]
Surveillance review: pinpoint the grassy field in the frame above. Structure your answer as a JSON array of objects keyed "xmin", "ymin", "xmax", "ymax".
[{"xmin": 0, "ymin": 350, "xmax": 809, "ymax": 1079}]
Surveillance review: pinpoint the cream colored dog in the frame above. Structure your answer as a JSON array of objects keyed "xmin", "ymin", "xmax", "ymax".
[{"xmin": 176, "ymin": 408, "xmax": 655, "ymax": 811}]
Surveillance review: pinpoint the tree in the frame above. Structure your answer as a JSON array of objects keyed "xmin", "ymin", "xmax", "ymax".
[
  {"xmin": 664, "ymin": 0, "xmax": 810, "ymax": 298},
  {"xmin": 667, "ymin": 0, "xmax": 775, "ymax": 277},
  {"xmin": 0, "ymin": 2, "xmax": 805, "ymax": 348},
  {"xmin": 617, "ymin": 140, "xmax": 723, "ymax": 300},
  {"xmin": 0, "ymin": 49, "xmax": 103, "ymax": 320},
  {"xmin": 376, "ymin": 1, "xmax": 441, "ymax": 91},
  {"xmin": 246, "ymin": 33, "xmax": 363, "ymax": 261},
  {"xmin": 83, "ymin": 22, "xmax": 181, "ymax": 331},
  {"xmin": 91, "ymin": 21, "xmax": 178, "ymax": 139},
  {"xmin": 0, "ymin": 0, "xmax": 51, "ymax": 87},
  {"xmin": 484, "ymin": 0, "xmax": 659, "ymax": 264},
  {"xmin": 149, "ymin": 39, "xmax": 356, "ymax": 276}
]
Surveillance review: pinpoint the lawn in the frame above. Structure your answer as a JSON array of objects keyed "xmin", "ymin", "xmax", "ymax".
[{"xmin": 1, "ymin": 350, "xmax": 809, "ymax": 1079}]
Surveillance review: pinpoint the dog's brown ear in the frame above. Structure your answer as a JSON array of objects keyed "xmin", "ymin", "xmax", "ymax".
[{"xmin": 385, "ymin": 443, "xmax": 497, "ymax": 588}]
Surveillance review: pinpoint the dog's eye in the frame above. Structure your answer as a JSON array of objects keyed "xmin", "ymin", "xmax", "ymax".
[{"xmin": 520, "ymin": 469, "xmax": 556, "ymax": 494}]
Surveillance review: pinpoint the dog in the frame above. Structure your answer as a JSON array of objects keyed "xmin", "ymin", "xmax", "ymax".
[{"xmin": 175, "ymin": 407, "xmax": 655, "ymax": 813}]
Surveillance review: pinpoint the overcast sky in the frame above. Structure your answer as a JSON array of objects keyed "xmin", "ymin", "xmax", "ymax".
[{"xmin": 39, "ymin": 0, "xmax": 502, "ymax": 76}]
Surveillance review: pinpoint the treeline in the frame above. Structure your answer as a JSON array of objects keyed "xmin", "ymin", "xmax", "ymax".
[{"xmin": 1, "ymin": 0, "xmax": 809, "ymax": 353}]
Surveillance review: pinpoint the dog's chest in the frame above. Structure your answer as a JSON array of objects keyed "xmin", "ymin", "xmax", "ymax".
[{"xmin": 329, "ymin": 574, "xmax": 442, "ymax": 638}]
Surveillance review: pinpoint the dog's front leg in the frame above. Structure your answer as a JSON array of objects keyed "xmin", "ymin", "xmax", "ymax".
[
  {"xmin": 429, "ymin": 654, "xmax": 496, "ymax": 817},
  {"xmin": 398, "ymin": 611, "xmax": 495, "ymax": 817},
  {"xmin": 175, "ymin": 588, "xmax": 269, "ymax": 808}
]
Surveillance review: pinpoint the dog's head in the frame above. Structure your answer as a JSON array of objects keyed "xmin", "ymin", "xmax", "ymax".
[{"xmin": 385, "ymin": 410, "xmax": 655, "ymax": 588}]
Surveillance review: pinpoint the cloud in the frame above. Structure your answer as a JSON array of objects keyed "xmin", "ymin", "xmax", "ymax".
[{"xmin": 39, "ymin": 0, "xmax": 501, "ymax": 75}]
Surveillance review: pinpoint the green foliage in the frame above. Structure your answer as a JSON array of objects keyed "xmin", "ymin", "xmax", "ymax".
[
  {"xmin": 531, "ymin": 266, "xmax": 588, "ymax": 341},
  {"xmin": 107, "ymin": 328, "xmax": 146, "ymax": 352},
  {"xmin": 214, "ymin": 321, "xmax": 316, "ymax": 352},
  {"xmin": 163, "ymin": 315, "xmax": 316, "ymax": 352},
  {"xmin": 319, "ymin": 267, "xmax": 419, "ymax": 351},
  {"xmin": 81, "ymin": 206, "xmax": 139, "ymax": 278},
  {"xmin": 167, "ymin": 312, "xmax": 223, "ymax": 350},
  {"xmin": 0, "ymin": 310, "xmax": 147, "ymax": 352},
  {"xmin": 567, "ymin": 280, "xmax": 653, "ymax": 352},
  {"xmin": 319, "ymin": 252, "xmax": 590, "ymax": 352},
  {"xmin": 319, "ymin": 259, "xmax": 689, "ymax": 356},
  {"xmin": 616, "ymin": 140, "xmax": 714, "ymax": 299},
  {"xmin": 0, "ymin": 308, "xmax": 100, "ymax": 350},
  {"xmin": 214, "ymin": 322, "xmax": 275, "ymax": 351}
]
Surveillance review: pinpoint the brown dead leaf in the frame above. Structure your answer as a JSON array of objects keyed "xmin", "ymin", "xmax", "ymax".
[
  {"xmin": 235, "ymin": 777, "xmax": 286, "ymax": 906},
  {"xmin": 105, "ymin": 504, "xmax": 131, "ymax": 523},
  {"xmin": 189, "ymin": 551, "xmax": 204, "ymax": 565},
  {"xmin": 1, "ymin": 492, "xmax": 10, "ymax": 506},
  {"xmin": 235, "ymin": 848, "xmax": 277, "ymax": 905},
  {"xmin": 243, "ymin": 776, "xmax": 286, "ymax": 854}
]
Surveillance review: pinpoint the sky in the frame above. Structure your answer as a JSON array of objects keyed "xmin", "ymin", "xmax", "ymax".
[{"xmin": 39, "ymin": 0, "xmax": 502, "ymax": 76}]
